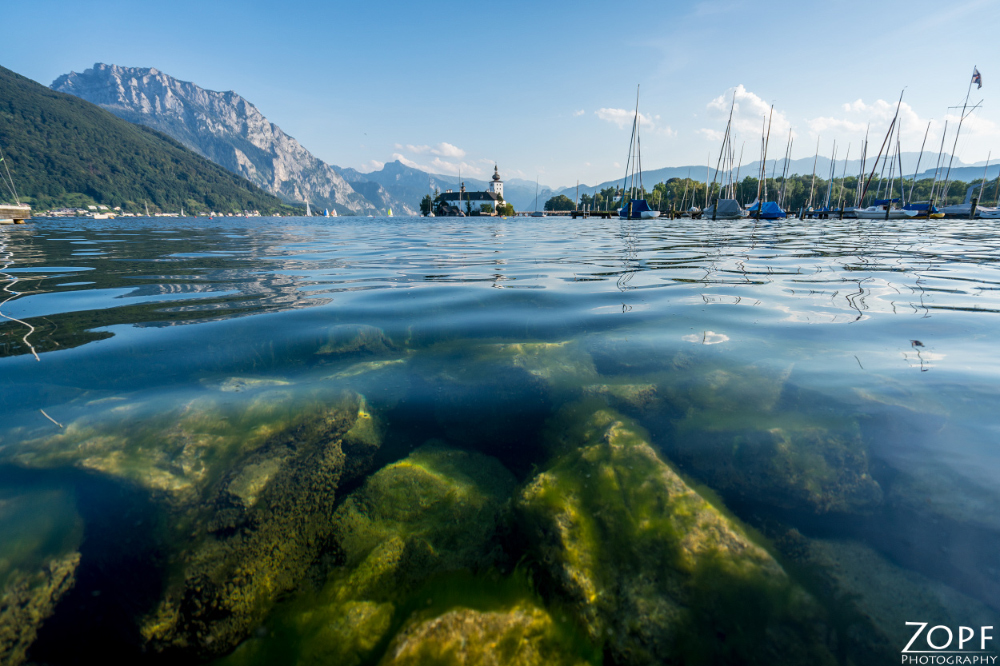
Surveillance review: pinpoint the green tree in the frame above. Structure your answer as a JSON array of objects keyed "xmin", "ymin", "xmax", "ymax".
[
  {"xmin": 544, "ymin": 194, "xmax": 575, "ymax": 211},
  {"xmin": 498, "ymin": 201, "xmax": 515, "ymax": 216},
  {"xmin": 420, "ymin": 194, "xmax": 433, "ymax": 215},
  {"xmin": 480, "ymin": 203, "xmax": 494, "ymax": 214}
]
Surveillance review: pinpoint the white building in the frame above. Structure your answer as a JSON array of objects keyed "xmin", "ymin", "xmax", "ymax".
[{"xmin": 488, "ymin": 165, "xmax": 503, "ymax": 200}]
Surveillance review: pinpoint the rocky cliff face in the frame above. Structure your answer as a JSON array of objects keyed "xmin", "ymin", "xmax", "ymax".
[{"xmin": 52, "ymin": 63, "xmax": 375, "ymax": 214}]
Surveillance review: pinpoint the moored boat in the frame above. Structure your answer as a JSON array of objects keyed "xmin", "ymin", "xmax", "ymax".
[
  {"xmin": 0, "ymin": 203, "xmax": 31, "ymax": 224},
  {"xmin": 617, "ymin": 86, "xmax": 660, "ymax": 221}
]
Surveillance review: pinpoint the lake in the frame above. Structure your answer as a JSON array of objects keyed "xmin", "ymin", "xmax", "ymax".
[{"xmin": 1, "ymin": 215, "xmax": 998, "ymax": 665}]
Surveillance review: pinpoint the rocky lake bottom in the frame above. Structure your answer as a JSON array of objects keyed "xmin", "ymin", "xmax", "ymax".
[{"xmin": 1, "ymin": 216, "xmax": 999, "ymax": 665}]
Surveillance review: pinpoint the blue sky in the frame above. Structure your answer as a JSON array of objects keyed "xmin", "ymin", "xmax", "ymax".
[{"xmin": 8, "ymin": 0, "xmax": 999, "ymax": 187}]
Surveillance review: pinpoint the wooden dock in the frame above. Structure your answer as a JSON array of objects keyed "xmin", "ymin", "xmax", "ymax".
[{"xmin": 0, "ymin": 204, "xmax": 31, "ymax": 224}]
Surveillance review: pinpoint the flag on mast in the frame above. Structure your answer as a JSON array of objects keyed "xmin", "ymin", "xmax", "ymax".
[{"xmin": 973, "ymin": 67, "xmax": 983, "ymax": 89}]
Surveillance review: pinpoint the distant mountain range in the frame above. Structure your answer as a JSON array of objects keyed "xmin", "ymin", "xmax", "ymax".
[
  {"xmin": 52, "ymin": 64, "xmax": 410, "ymax": 215},
  {"xmin": 0, "ymin": 65, "xmax": 288, "ymax": 214},
  {"xmin": 51, "ymin": 63, "xmax": 559, "ymax": 214},
  {"xmin": 46, "ymin": 62, "xmax": 998, "ymax": 215}
]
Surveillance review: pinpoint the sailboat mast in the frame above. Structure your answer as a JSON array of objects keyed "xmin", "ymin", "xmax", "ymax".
[
  {"xmin": 837, "ymin": 144, "xmax": 851, "ymax": 210},
  {"xmin": 807, "ymin": 137, "xmax": 819, "ymax": 208},
  {"xmin": 757, "ymin": 105, "xmax": 774, "ymax": 220},
  {"xmin": 979, "ymin": 152, "xmax": 991, "ymax": 206},
  {"xmin": 929, "ymin": 120, "xmax": 949, "ymax": 203},
  {"xmin": 909, "ymin": 121, "xmax": 931, "ymax": 203},
  {"xmin": 858, "ymin": 90, "xmax": 904, "ymax": 207},
  {"xmin": 940, "ymin": 66, "xmax": 978, "ymax": 201}
]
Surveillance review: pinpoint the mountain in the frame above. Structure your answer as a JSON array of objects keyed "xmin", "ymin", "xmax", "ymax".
[
  {"xmin": 0, "ymin": 65, "xmax": 289, "ymax": 214},
  {"xmin": 51, "ymin": 63, "xmax": 397, "ymax": 215},
  {"xmin": 340, "ymin": 161, "xmax": 556, "ymax": 213}
]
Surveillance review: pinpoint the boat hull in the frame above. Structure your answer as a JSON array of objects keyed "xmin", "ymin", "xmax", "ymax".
[{"xmin": 853, "ymin": 209, "xmax": 919, "ymax": 219}]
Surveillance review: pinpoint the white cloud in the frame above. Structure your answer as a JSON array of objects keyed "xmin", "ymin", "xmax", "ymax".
[
  {"xmin": 357, "ymin": 159, "xmax": 384, "ymax": 173},
  {"xmin": 697, "ymin": 128, "xmax": 724, "ymax": 141},
  {"xmin": 596, "ymin": 108, "xmax": 675, "ymax": 136},
  {"xmin": 705, "ymin": 84, "xmax": 793, "ymax": 142},
  {"xmin": 434, "ymin": 142, "xmax": 466, "ymax": 158},
  {"xmin": 393, "ymin": 142, "xmax": 467, "ymax": 158},
  {"xmin": 810, "ymin": 98, "xmax": 938, "ymax": 144},
  {"xmin": 597, "ymin": 107, "xmax": 644, "ymax": 129},
  {"xmin": 573, "ymin": 109, "xmax": 585, "ymax": 117},
  {"xmin": 390, "ymin": 153, "xmax": 483, "ymax": 177}
]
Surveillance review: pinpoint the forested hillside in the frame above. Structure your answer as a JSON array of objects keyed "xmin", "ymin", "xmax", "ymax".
[{"xmin": 0, "ymin": 65, "xmax": 292, "ymax": 214}]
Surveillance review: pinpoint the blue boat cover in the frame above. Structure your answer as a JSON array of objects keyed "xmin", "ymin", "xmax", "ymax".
[
  {"xmin": 873, "ymin": 198, "xmax": 900, "ymax": 205},
  {"xmin": 618, "ymin": 198, "xmax": 653, "ymax": 219},
  {"xmin": 903, "ymin": 202, "xmax": 938, "ymax": 212},
  {"xmin": 746, "ymin": 201, "xmax": 787, "ymax": 219}
]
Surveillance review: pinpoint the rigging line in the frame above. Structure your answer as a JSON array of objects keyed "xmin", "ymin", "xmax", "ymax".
[
  {"xmin": 0, "ymin": 237, "xmax": 39, "ymax": 361},
  {"xmin": 909, "ymin": 121, "xmax": 931, "ymax": 203},
  {"xmin": 0, "ymin": 145, "xmax": 18, "ymax": 203}
]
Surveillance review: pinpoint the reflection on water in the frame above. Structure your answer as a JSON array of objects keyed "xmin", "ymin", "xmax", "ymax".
[{"xmin": 1, "ymin": 216, "xmax": 1000, "ymax": 664}]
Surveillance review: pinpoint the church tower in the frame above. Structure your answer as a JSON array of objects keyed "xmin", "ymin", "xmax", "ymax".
[{"xmin": 488, "ymin": 165, "xmax": 504, "ymax": 200}]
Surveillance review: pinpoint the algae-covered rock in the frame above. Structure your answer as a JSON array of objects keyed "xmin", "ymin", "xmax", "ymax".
[
  {"xmin": 660, "ymin": 360, "xmax": 882, "ymax": 514},
  {"xmin": 517, "ymin": 405, "xmax": 836, "ymax": 665},
  {"xmin": 334, "ymin": 442, "xmax": 516, "ymax": 577},
  {"xmin": 217, "ymin": 443, "xmax": 519, "ymax": 666},
  {"xmin": 316, "ymin": 324, "xmax": 398, "ymax": 357},
  {"xmin": 0, "ymin": 552, "xmax": 79, "ymax": 666},
  {"xmin": 0, "ymin": 483, "xmax": 83, "ymax": 666},
  {"xmin": 140, "ymin": 393, "xmax": 383, "ymax": 659},
  {"xmin": 380, "ymin": 602, "xmax": 590, "ymax": 666}
]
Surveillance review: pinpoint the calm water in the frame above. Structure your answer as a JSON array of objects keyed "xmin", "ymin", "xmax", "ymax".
[{"xmin": 1, "ymin": 216, "xmax": 999, "ymax": 664}]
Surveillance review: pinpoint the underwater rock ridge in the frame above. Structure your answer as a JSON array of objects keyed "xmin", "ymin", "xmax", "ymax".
[
  {"xmin": 139, "ymin": 392, "xmax": 383, "ymax": 659},
  {"xmin": 515, "ymin": 405, "xmax": 838, "ymax": 665}
]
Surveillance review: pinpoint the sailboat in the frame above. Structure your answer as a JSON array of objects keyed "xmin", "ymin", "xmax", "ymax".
[
  {"xmin": 0, "ymin": 142, "xmax": 30, "ymax": 223},
  {"xmin": 305, "ymin": 199, "xmax": 312, "ymax": 217},
  {"xmin": 745, "ymin": 106, "xmax": 787, "ymax": 220},
  {"xmin": 388, "ymin": 207, "xmax": 393, "ymax": 217},
  {"xmin": 618, "ymin": 86, "xmax": 660, "ymax": 220},
  {"xmin": 426, "ymin": 178, "xmax": 436, "ymax": 217},
  {"xmin": 324, "ymin": 208, "xmax": 330, "ymax": 217},
  {"xmin": 703, "ymin": 92, "xmax": 747, "ymax": 220},
  {"xmin": 531, "ymin": 176, "xmax": 544, "ymax": 217}
]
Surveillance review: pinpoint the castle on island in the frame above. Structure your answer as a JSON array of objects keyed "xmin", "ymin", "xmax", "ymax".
[{"xmin": 436, "ymin": 166, "xmax": 506, "ymax": 216}]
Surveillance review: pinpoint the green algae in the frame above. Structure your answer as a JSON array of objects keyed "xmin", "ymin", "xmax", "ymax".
[
  {"xmin": 212, "ymin": 443, "xmax": 598, "ymax": 666},
  {"xmin": 517, "ymin": 404, "xmax": 837, "ymax": 665},
  {"xmin": 137, "ymin": 392, "xmax": 383, "ymax": 659},
  {"xmin": 0, "ymin": 483, "xmax": 83, "ymax": 666}
]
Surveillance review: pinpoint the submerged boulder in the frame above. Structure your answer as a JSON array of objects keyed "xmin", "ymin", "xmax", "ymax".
[
  {"xmin": 0, "ymin": 485, "xmax": 83, "ymax": 666},
  {"xmin": 0, "ymin": 553, "xmax": 79, "ymax": 666},
  {"xmin": 380, "ymin": 602, "xmax": 591, "ymax": 666},
  {"xmin": 217, "ymin": 443, "xmax": 519, "ymax": 666},
  {"xmin": 660, "ymin": 360, "xmax": 882, "ymax": 514},
  {"xmin": 140, "ymin": 393, "xmax": 382, "ymax": 658},
  {"xmin": 517, "ymin": 405, "xmax": 836, "ymax": 665}
]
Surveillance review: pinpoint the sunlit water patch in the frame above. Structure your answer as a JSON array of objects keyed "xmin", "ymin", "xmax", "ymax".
[{"xmin": 1, "ymin": 216, "xmax": 999, "ymax": 664}]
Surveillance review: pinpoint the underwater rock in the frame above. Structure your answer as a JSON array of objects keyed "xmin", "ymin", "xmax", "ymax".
[
  {"xmin": 201, "ymin": 376, "xmax": 292, "ymax": 393},
  {"xmin": 582, "ymin": 383, "xmax": 660, "ymax": 413},
  {"xmin": 316, "ymin": 324, "xmax": 398, "ymax": 357},
  {"xmin": 380, "ymin": 602, "xmax": 590, "ymax": 666},
  {"xmin": 517, "ymin": 406, "xmax": 836, "ymax": 665},
  {"xmin": 769, "ymin": 533, "xmax": 998, "ymax": 663},
  {"xmin": 140, "ymin": 393, "xmax": 383, "ymax": 659},
  {"xmin": 222, "ymin": 443, "xmax": 519, "ymax": 666},
  {"xmin": 659, "ymin": 361, "xmax": 882, "ymax": 514},
  {"xmin": 333, "ymin": 442, "xmax": 516, "ymax": 578},
  {"xmin": 0, "ymin": 552, "xmax": 79, "ymax": 666}
]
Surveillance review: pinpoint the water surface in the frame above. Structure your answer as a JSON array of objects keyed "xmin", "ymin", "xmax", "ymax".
[{"xmin": 1, "ymin": 216, "xmax": 998, "ymax": 664}]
